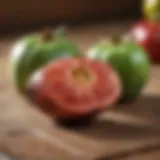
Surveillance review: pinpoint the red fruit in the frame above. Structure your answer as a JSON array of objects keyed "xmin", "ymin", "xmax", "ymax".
[
  {"xmin": 28, "ymin": 58, "xmax": 121, "ymax": 120},
  {"xmin": 131, "ymin": 21, "xmax": 160, "ymax": 63}
]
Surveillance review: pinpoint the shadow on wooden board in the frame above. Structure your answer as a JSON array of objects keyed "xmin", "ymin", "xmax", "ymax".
[{"xmin": 70, "ymin": 95, "xmax": 160, "ymax": 140}]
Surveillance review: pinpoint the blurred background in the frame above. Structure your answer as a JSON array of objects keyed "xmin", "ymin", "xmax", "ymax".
[
  {"xmin": 0, "ymin": 0, "xmax": 140, "ymax": 32},
  {"xmin": 0, "ymin": 1, "xmax": 160, "ymax": 160}
]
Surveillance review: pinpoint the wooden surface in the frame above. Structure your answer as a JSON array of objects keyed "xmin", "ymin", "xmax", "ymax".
[{"xmin": 0, "ymin": 21, "xmax": 160, "ymax": 160}]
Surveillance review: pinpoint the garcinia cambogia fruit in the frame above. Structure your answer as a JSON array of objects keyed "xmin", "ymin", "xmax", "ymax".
[
  {"xmin": 87, "ymin": 36, "xmax": 150, "ymax": 103},
  {"xmin": 10, "ymin": 27, "xmax": 82, "ymax": 94},
  {"xmin": 27, "ymin": 57, "xmax": 121, "ymax": 122},
  {"xmin": 131, "ymin": 20, "xmax": 160, "ymax": 63}
]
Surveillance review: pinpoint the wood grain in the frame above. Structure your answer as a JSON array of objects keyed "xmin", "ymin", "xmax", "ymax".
[{"xmin": 0, "ymin": 21, "xmax": 160, "ymax": 160}]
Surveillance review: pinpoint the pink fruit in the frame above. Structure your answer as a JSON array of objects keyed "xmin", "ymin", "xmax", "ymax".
[{"xmin": 28, "ymin": 57, "xmax": 121, "ymax": 120}]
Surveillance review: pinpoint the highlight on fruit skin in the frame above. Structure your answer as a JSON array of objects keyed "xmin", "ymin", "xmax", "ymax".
[
  {"xmin": 131, "ymin": 20, "xmax": 160, "ymax": 63},
  {"xmin": 27, "ymin": 57, "xmax": 121, "ymax": 120}
]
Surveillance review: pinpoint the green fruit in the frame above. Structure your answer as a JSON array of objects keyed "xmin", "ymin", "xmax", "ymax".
[
  {"xmin": 87, "ymin": 37, "xmax": 150, "ymax": 103},
  {"xmin": 143, "ymin": 0, "xmax": 160, "ymax": 21},
  {"xmin": 10, "ymin": 27, "xmax": 82, "ymax": 93}
]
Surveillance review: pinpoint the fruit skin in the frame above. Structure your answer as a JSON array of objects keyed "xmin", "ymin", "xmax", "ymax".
[
  {"xmin": 87, "ymin": 39, "xmax": 150, "ymax": 103},
  {"xmin": 131, "ymin": 20, "xmax": 160, "ymax": 63},
  {"xmin": 143, "ymin": 0, "xmax": 160, "ymax": 21},
  {"xmin": 10, "ymin": 29, "xmax": 82, "ymax": 94},
  {"xmin": 28, "ymin": 57, "xmax": 121, "ymax": 121}
]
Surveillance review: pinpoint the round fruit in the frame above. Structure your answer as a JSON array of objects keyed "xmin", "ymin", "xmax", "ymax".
[
  {"xmin": 87, "ymin": 37, "xmax": 150, "ymax": 103},
  {"xmin": 131, "ymin": 20, "xmax": 160, "ymax": 63},
  {"xmin": 28, "ymin": 57, "xmax": 121, "ymax": 121},
  {"xmin": 143, "ymin": 0, "xmax": 160, "ymax": 21},
  {"xmin": 10, "ymin": 27, "xmax": 82, "ymax": 94}
]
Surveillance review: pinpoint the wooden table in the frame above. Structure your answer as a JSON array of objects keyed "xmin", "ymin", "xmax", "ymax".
[{"xmin": 0, "ymin": 21, "xmax": 160, "ymax": 160}]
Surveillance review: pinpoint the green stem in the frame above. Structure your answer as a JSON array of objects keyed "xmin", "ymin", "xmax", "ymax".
[
  {"xmin": 41, "ymin": 28, "xmax": 53, "ymax": 42},
  {"xmin": 110, "ymin": 34, "xmax": 122, "ymax": 45},
  {"xmin": 54, "ymin": 26, "xmax": 67, "ymax": 39}
]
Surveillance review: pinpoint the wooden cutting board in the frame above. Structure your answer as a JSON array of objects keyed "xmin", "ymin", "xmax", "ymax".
[{"xmin": 0, "ymin": 21, "xmax": 160, "ymax": 160}]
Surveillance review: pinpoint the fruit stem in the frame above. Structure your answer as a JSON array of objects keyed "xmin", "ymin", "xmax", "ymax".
[
  {"xmin": 54, "ymin": 26, "xmax": 67, "ymax": 39},
  {"xmin": 41, "ymin": 28, "xmax": 53, "ymax": 42},
  {"xmin": 110, "ymin": 34, "xmax": 122, "ymax": 45}
]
